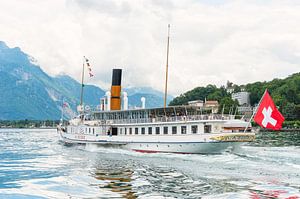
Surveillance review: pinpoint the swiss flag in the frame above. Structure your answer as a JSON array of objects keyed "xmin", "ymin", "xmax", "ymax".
[{"xmin": 254, "ymin": 90, "xmax": 285, "ymax": 130}]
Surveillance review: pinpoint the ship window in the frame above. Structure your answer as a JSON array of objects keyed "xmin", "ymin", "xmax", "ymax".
[
  {"xmin": 148, "ymin": 127, "xmax": 152, "ymax": 135},
  {"xmin": 135, "ymin": 128, "xmax": 138, "ymax": 135},
  {"xmin": 89, "ymin": 128, "xmax": 91, "ymax": 133},
  {"xmin": 141, "ymin": 127, "xmax": 145, "ymax": 135},
  {"xmin": 172, "ymin": 126, "xmax": 177, "ymax": 134},
  {"xmin": 93, "ymin": 128, "xmax": 95, "ymax": 134},
  {"xmin": 112, "ymin": 128, "xmax": 118, "ymax": 136},
  {"xmin": 129, "ymin": 128, "xmax": 132, "ymax": 135},
  {"xmin": 125, "ymin": 128, "xmax": 127, "ymax": 135},
  {"xmin": 156, "ymin": 127, "xmax": 160, "ymax": 135},
  {"xmin": 163, "ymin": 127, "xmax": 168, "ymax": 134},
  {"xmin": 191, "ymin": 125, "xmax": 198, "ymax": 134},
  {"xmin": 120, "ymin": 128, "xmax": 123, "ymax": 135},
  {"xmin": 204, "ymin": 125, "xmax": 212, "ymax": 133},
  {"xmin": 181, "ymin": 126, "xmax": 187, "ymax": 134}
]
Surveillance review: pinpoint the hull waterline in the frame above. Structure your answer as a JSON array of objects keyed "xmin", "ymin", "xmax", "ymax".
[{"xmin": 58, "ymin": 130, "xmax": 250, "ymax": 154}]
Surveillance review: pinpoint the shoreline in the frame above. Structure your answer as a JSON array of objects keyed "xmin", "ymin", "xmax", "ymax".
[
  {"xmin": 0, "ymin": 127, "xmax": 56, "ymax": 130},
  {"xmin": 259, "ymin": 128, "xmax": 300, "ymax": 132}
]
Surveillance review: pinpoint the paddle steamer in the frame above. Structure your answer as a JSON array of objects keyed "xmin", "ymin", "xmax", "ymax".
[
  {"xmin": 57, "ymin": 69, "xmax": 255, "ymax": 154},
  {"xmin": 57, "ymin": 25, "xmax": 254, "ymax": 154}
]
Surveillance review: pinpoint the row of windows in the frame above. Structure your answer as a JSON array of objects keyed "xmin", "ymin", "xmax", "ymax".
[
  {"xmin": 68, "ymin": 124, "xmax": 212, "ymax": 135},
  {"xmin": 119, "ymin": 125, "xmax": 200, "ymax": 135},
  {"xmin": 69, "ymin": 127, "xmax": 95, "ymax": 134}
]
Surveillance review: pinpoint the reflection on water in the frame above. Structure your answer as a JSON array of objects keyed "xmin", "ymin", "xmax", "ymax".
[
  {"xmin": 92, "ymin": 161, "xmax": 136, "ymax": 199},
  {"xmin": 0, "ymin": 129, "xmax": 299, "ymax": 198}
]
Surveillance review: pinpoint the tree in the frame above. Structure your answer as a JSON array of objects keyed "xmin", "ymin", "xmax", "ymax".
[
  {"xmin": 282, "ymin": 102, "xmax": 296, "ymax": 120},
  {"xmin": 219, "ymin": 97, "xmax": 239, "ymax": 114},
  {"xmin": 169, "ymin": 72, "xmax": 300, "ymax": 122}
]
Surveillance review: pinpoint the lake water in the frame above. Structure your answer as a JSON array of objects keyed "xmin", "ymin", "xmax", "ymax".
[{"xmin": 0, "ymin": 129, "xmax": 299, "ymax": 199}]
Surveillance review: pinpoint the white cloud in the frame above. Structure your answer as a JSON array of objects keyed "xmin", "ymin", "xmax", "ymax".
[{"xmin": 0, "ymin": 0, "xmax": 299, "ymax": 96}]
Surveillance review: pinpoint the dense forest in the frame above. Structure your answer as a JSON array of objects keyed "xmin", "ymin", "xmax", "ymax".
[
  {"xmin": 169, "ymin": 73, "xmax": 300, "ymax": 120},
  {"xmin": 0, "ymin": 120, "xmax": 60, "ymax": 128}
]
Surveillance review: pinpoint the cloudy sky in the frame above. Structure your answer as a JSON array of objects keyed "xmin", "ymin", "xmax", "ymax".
[{"xmin": 0, "ymin": 0, "xmax": 300, "ymax": 96}]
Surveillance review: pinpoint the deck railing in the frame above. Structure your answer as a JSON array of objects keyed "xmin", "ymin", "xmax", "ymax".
[{"xmin": 109, "ymin": 114, "xmax": 236, "ymax": 125}]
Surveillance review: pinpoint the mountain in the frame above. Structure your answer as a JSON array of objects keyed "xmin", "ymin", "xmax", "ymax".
[
  {"xmin": 0, "ymin": 41, "xmax": 64, "ymax": 120},
  {"xmin": 0, "ymin": 41, "xmax": 172, "ymax": 120}
]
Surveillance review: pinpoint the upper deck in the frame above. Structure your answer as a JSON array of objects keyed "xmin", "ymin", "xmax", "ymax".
[{"xmin": 82, "ymin": 105, "xmax": 239, "ymax": 125}]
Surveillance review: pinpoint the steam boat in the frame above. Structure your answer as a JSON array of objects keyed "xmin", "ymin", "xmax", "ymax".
[
  {"xmin": 57, "ymin": 26, "xmax": 254, "ymax": 154},
  {"xmin": 57, "ymin": 69, "xmax": 255, "ymax": 154}
]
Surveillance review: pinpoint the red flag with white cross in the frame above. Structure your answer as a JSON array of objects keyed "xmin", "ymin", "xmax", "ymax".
[{"xmin": 254, "ymin": 90, "xmax": 285, "ymax": 130}]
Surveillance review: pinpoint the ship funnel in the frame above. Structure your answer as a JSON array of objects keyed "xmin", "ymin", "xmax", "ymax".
[
  {"xmin": 110, "ymin": 69, "xmax": 122, "ymax": 110},
  {"xmin": 105, "ymin": 91, "xmax": 111, "ymax": 111},
  {"xmin": 123, "ymin": 92, "xmax": 128, "ymax": 110},
  {"xmin": 141, "ymin": 97, "xmax": 146, "ymax": 109}
]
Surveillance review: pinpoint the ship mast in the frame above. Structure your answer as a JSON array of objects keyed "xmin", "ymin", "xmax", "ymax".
[
  {"xmin": 164, "ymin": 24, "xmax": 170, "ymax": 108},
  {"xmin": 80, "ymin": 56, "xmax": 85, "ymax": 108}
]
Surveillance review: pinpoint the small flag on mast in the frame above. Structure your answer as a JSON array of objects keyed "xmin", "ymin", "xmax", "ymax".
[
  {"xmin": 63, "ymin": 102, "xmax": 69, "ymax": 108},
  {"xmin": 84, "ymin": 56, "xmax": 94, "ymax": 77}
]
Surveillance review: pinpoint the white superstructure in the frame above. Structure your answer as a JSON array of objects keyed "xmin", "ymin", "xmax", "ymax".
[{"xmin": 57, "ymin": 106, "xmax": 255, "ymax": 154}]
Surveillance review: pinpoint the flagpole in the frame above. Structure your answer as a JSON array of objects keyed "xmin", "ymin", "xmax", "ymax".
[{"xmin": 243, "ymin": 89, "xmax": 267, "ymax": 133}]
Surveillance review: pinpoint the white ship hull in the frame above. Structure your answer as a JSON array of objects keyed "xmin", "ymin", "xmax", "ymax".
[
  {"xmin": 123, "ymin": 142, "xmax": 242, "ymax": 154},
  {"xmin": 58, "ymin": 129, "xmax": 254, "ymax": 154}
]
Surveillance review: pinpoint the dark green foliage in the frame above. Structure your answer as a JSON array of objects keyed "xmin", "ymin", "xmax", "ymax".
[
  {"xmin": 0, "ymin": 120, "xmax": 60, "ymax": 128},
  {"xmin": 169, "ymin": 84, "xmax": 238, "ymax": 114},
  {"xmin": 245, "ymin": 73, "xmax": 300, "ymax": 120},
  {"xmin": 169, "ymin": 85, "xmax": 228, "ymax": 106},
  {"xmin": 219, "ymin": 97, "xmax": 239, "ymax": 114},
  {"xmin": 169, "ymin": 72, "xmax": 300, "ymax": 120}
]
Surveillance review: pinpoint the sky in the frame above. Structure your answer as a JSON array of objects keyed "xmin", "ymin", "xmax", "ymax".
[{"xmin": 0, "ymin": 0, "xmax": 300, "ymax": 96}]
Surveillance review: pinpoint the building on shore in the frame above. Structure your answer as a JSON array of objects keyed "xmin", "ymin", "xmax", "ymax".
[
  {"xmin": 232, "ymin": 91, "xmax": 250, "ymax": 106},
  {"xmin": 187, "ymin": 99, "xmax": 219, "ymax": 114},
  {"xmin": 204, "ymin": 100, "xmax": 219, "ymax": 114},
  {"xmin": 188, "ymin": 100, "xmax": 204, "ymax": 107}
]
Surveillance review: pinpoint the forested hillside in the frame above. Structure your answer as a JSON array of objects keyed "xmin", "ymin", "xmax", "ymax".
[
  {"xmin": 169, "ymin": 73, "xmax": 300, "ymax": 120},
  {"xmin": 245, "ymin": 73, "xmax": 300, "ymax": 119}
]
